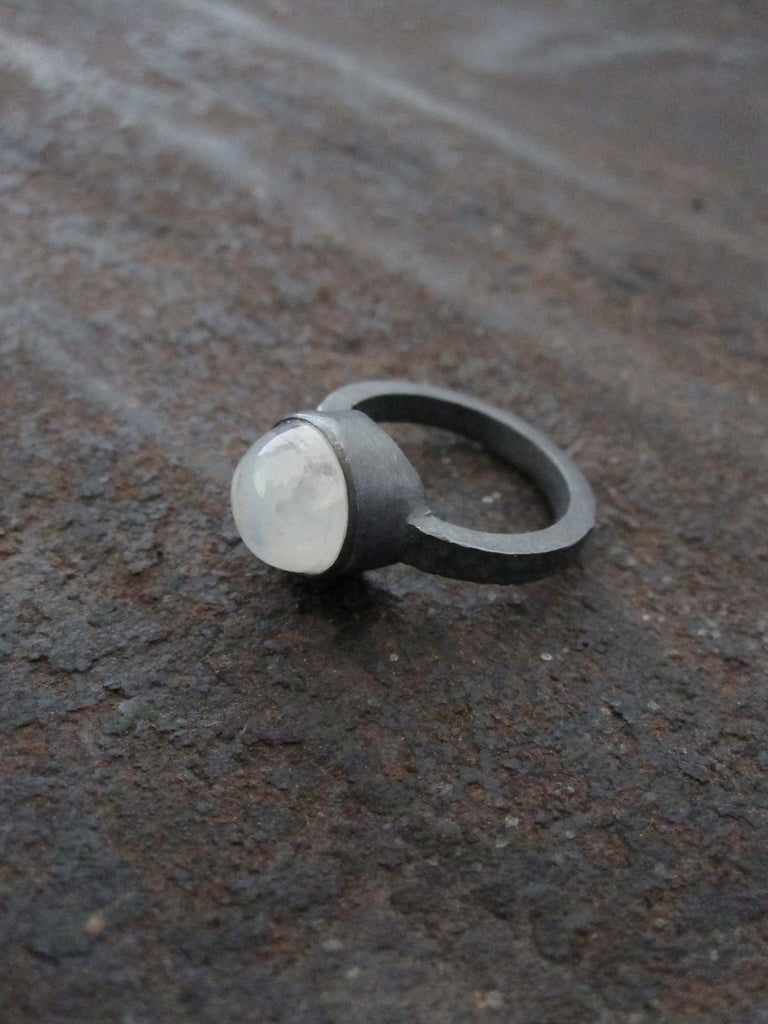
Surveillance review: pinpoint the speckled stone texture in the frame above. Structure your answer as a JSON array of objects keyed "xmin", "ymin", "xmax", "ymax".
[{"xmin": 1, "ymin": 2, "xmax": 767, "ymax": 1022}]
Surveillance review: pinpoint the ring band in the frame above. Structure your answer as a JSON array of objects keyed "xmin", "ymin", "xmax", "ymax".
[{"xmin": 231, "ymin": 380, "xmax": 595, "ymax": 584}]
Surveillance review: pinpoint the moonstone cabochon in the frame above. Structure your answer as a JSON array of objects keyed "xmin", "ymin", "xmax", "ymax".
[{"xmin": 231, "ymin": 422, "xmax": 349, "ymax": 574}]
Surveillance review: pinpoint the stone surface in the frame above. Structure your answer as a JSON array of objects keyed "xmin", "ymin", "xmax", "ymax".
[
  {"xmin": 231, "ymin": 423, "xmax": 348, "ymax": 575},
  {"xmin": 1, "ymin": 2, "xmax": 767, "ymax": 1023}
]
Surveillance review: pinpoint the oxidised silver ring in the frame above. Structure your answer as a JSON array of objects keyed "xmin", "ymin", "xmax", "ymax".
[{"xmin": 231, "ymin": 380, "xmax": 595, "ymax": 584}]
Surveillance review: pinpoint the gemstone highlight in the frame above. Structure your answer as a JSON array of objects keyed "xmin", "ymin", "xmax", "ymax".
[{"xmin": 231, "ymin": 422, "xmax": 348, "ymax": 574}]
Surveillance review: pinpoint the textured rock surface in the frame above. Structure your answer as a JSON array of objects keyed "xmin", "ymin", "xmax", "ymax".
[{"xmin": 1, "ymin": 2, "xmax": 767, "ymax": 1022}]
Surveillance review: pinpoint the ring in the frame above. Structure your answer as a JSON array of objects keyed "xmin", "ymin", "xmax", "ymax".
[{"xmin": 231, "ymin": 380, "xmax": 595, "ymax": 584}]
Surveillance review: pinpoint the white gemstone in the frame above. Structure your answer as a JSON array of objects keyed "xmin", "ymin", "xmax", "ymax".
[{"xmin": 231, "ymin": 422, "xmax": 348, "ymax": 574}]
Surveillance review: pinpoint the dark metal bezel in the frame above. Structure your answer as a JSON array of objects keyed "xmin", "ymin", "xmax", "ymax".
[{"xmin": 275, "ymin": 410, "xmax": 427, "ymax": 576}]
